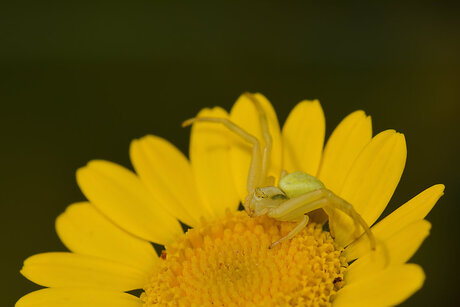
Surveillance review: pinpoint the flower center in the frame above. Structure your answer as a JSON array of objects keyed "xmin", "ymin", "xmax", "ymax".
[{"xmin": 142, "ymin": 211, "xmax": 347, "ymax": 306}]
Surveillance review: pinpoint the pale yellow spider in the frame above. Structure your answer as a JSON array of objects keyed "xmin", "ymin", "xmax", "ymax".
[{"xmin": 183, "ymin": 93, "xmax": 376, "ymax": 250}]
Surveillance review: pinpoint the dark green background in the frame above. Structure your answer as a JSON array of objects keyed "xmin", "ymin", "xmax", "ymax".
[{"xmin": 1, "ymin": 1, "xmax": 459, "ymax": 306}]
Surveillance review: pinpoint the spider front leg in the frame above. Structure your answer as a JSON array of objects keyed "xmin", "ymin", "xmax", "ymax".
[
  {"xmin": 182, "ymin": 93, "xmax": 274, "ymax": 213},
  {"xmin": 182, "ymin": 117, "xmax": 262, "ymax": 214},
  {"xmin": 268, "ymin": 189, "xmax": 376, "ymax": 250},
  {"xmin": 269, "ymin": 214, "xmax": 309, "ymax": 249},
  {"xmin": 244, "ymin": 92, "xmax": 273, "ymax": 186}
]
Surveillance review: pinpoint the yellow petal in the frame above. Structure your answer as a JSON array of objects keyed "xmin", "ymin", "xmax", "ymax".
[
  {"xmin": 76, "ymin": 160, "xmax": 182, "ymax": 245},
  {"xmin": 190, "ymin": 107, "xmax": 240, "ymax": 218},
  {"xmin": 345, "ymin": 220, "xmax": 431, "ymax": 283},
  {"xmin": 20, "ymin": 252, "xmax": 147, "ymax": 291},
  {"xmin": 333, "ymin": 264, "xmax": 425, "ymax": 307},
  {"xmin": 330, "ymin": 130, "xmax": 407, "ymax": 247},
  {"xmin": 230, "ymin": 93, "xmax": 282, "ymax": 200},
  {"xmin": 16, "ymin": 288, "xmax": 143, "ymax": 307},
  {"xmin": 344, "ymin": 184, "xmax": 444, "ymax": 261},
  {"xmin": 56, "ymin": 202, "xmax": 158, "ymax": 272},
  {"xmin": 282, "ymin": 100, "xmax": 325, "ymax": 176},
  {"xmin": 318, "ymin": 110, "xmax": 372, "ymax": 193},
  {"xmin": 130, "ymin": 135, "xmax": 207, "ymax": 226}
]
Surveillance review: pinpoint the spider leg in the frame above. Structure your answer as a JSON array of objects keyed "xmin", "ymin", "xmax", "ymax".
[
  {"xmin": 323, "ymin": 190, "xmax": 376, "ymax": 250},
  {"xmin": 182, "ymin": 94, "xmax": 275, "ymax": 201},
  {"xmin": 279, "ymin": 170, "xmax": 288, "ymax": 180},
  {"xmin": 327, "ymin": 210, "xmax": 336, "ymax": 238},
  {"xmin": 182, "ymin": 117, "xmax": 262, "ymax": 194},
  {"xmin": 244, "ymin": 92, "xmax": 272, "ymax": 185},
  {"xmin": 268, "ymin": 189, "xmax": 327, "ymax": 221},
  {"xmin": 267, "ymin": 189, "xmax": 376, "ymax": 250},
  {"xmin": 269, "ymin": 214, "xmax": 309, "ymax": 249}
]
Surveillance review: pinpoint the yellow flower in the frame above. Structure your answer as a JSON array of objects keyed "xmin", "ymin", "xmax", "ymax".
[{"xmin": 17, "ymin": 93, "xmax": 444, "ymax": 307}]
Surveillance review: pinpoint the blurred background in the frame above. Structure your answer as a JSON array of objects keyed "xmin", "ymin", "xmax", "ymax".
[{"xmin": 1, "ymin": 1, "xmax": 459, "ymax": 306}]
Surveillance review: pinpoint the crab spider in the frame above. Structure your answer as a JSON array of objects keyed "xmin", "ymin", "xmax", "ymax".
[{"xmin": 183, "ymin": 93, "xmax": 376, "ymax": 250}]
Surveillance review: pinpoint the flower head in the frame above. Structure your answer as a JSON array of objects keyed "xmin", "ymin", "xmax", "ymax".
[{"xmin": 17, "ymin": 93, "xmax": 444, "ymax": 307}]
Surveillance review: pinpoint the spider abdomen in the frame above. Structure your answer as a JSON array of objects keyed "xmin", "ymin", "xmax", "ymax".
[{"xmin": 279, "ymin": 171, "xmax": 325, "ymax": 198}]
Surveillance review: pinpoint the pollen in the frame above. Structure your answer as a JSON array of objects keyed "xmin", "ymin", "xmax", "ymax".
[{"xmin": 142, "ymin": 211, "xmax": 347, "ymax": 306}]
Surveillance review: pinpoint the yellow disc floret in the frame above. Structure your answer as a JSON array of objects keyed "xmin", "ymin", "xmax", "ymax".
[{"xmin": 142, "ymin": 211, "xmax": 347, "ymax": 307}]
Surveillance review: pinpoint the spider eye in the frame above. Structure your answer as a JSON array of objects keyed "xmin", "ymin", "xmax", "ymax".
[
  {"xmin": 255, "ymin": 188, "xmax": 267, "ymax": 198},
  {"xmin": 254, "ymin": 187, "xmax": 286, "ymax": 200}
]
